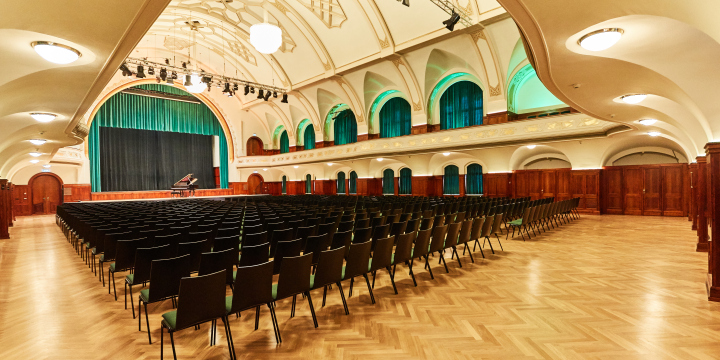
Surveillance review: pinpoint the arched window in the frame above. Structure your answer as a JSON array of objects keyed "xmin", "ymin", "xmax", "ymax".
[
  {"xmin": 305, "ymin": 174, "xmax": 312, "ymax": 194},
  {"xmin": 399, "ymin": 168, "xmax": 412, "ymax": 195},
  {"xmin": 303, "ymin": 124, "xmax": 316, "ymax": 150},
  {"xmin": 443, "ymin": 165, "xmax": 460, "ymax": 195},
  {"xmin": 279, "ymin": 130, "xmax": 289, "ymax": 153},
  {"xmin": 337, "ymin": 171, "xmax": 346, "ymax": 194},
  {"xmin": 247, "ymin": 137, "xmax": 263, "ymax": 156},
  {"xmin": 379, "ymin": 97, "xmax": 411, "ymax": 138},
  {"xmin": 349, "ymin": 171, "xmax": 358, "ymax": 194},
  {"xmin": 282, "ymin": 175, "xmax": 287, "ymax": 194},
  {"xmin": 334, "ymin": 109, "xmax": 357, "ymax": 145},
  {"xmin": 440, "ymin": 81, "xmax": 483, "ymax": 130},
  {"xmin": 382, "ymin": 168, "xmax": 395, "ymax": 195},
  {"xmin": 466, "ymin": 164, "xmax": 483, "ymax": 195}
]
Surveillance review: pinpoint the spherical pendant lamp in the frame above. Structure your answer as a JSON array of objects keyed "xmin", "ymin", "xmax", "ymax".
[{"xmin": 250, "ymin": 23, "xmax": 282, "ymax": 54}]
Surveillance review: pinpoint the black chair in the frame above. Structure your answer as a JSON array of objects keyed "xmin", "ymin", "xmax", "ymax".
[
  {"xmin": 242, "ymin": 231, "xmax": 268, "ymax": 248},
  {"xmin": 126, "ymin": 244, "xmax": 173, "ymax": 318},
  {"xmin": 238, "ymin": 242, "xmax": 270, "ymax": 268},
  {"xmin": 295, "ymin": 225, "xmax": 317, "ymax": 249},
  {"xmin": 318, "ymin": 222, "xmax": 337, "ymax": 242},
  {"xmin": 272, "ymin": 238, "xmax": 303, "ymax": 275},
  {"xmin": 177, "ymin": 240, "xmax": 205, "ymax": 273},
  {"xmin": 441, "ymin": 222, "xmax": 462, "ymax": 268},
  {"xmin": 456, "ymin": 220, "xmax": 475, "ymax": 263},
  {"xmin": 198, "ymin": 249, "xmax": 236, "ymax": 287},
  {"xmin": 160, "ymin": 270, "xmax": 233, "ymax": 360},
  {"xmin": 330, "ymin": 230, "xmax": 353, "ymax": 258},
  {"xmin": 311, "ymin": 247, "xmax": 349, "ymax": 315},
  {"xmin": 390, "ymin": 221, "xmax": 408, "ymax": 243},
  {"xmin": 216, "ymin": 227, "xmax": 240, "ymax": 239},
  {"xmin": 187, "ymin": 231, "xmax": 214, "ymax": 252},
  {"xmin": 484, "ymin": 213, "xmax": 505, "ymax": 254},
  {"xmin": 226, "ymin": 261, "xmax": 280, "ymax": 344},
  {"xmin": 109, "ymin": 238, "xmax": 150, "ymax": 301},
  {"xmin": 466, "ymin": 217, "xmax": 485, "ymax": 259},
  {"xmin": 139, "ymin": 254, "xmax": 192, "ymax": 344},
  {"xmin": 213, "ymin": 236, "xmax": 240, "ymax": 266},
  {"xmin": 420, "ymin": 217, "xmax": 434, "ymax": 231},
  {"xmin": 370, "ymin": 236, "xmax": 397, "ymax": 294},
  {"xmin": 273, "ymin": 253, "xmax": 318, "ymax": 330},
  {"xmin": 269, "ymin": 228, "xmax": 294, "ymax": 257},
  {"xmin": 428, "ymin": 225, "xmax": 448, "ymax": 273},
  {"xmin": 391, "ymin": 232, "xmax": 416, "ymax": 285},
  {"xmin": 353, "ymin": 227, "xmax": 372, "ymax": 244},
  {"xmin": 342, "ymin": 240, "xmax": 374, "ymax": 304},
  {"xmin": 304, "ymin": 233, "xmax": 332, "ymax": 268},
  {"xmin": 409, "ymin": 228, "xmax": 434, "ymax": 285},
  {"xmin": 337, "ymin": 220, "xmax": 354, "ymax": 233},
  {"xmin": 154, "ymin": 233, "xmax": 183, "ymax": 254},
  {"xmin": 98, "ymin": 230, "xmax": 131, "ymax": 286}
]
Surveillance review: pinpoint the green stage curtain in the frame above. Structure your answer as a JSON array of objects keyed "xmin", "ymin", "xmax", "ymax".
[
  {"xmin": 305, "ymin": 174, "xmax": 312, "ymax": 194},
  {"xmin": 383, "ymin": 168, "xmax": 395, "ymax": 195},
  {"xmin": 282, "ymin": 175, "xmax": 287, "ymax": 194},
  {"xmin": 399, "ymin": 168, "xmax": 412, "ymax": 195},
  {"xmin": 337, "ymin": 171, "xmax": 346, "ymax": 194},
  {"xmin": 280, "ymin": 131, "xmax": 290, "ymax": 153},
  {"xmin": 466, "ymin": 163, "xmax": 483, "ymax": 195},
  {"xmin": 334, "ymin": 109, "xmax": 357, "ymax": 145},
  {"xmin": 444, "ymin": 165, "xmax": 460, "ymax": 195},
  {"xmin": 380, "ymin": 97, "xmax": 411, "ymax": 138},
  {"xmin": 440, "ymin": 81, "xmax": 483, "ymax": 130},
  {"xmin": 89, "ymin": 85, "xmax": 229, "ymax": 192},
  {"xmin": 349, "ymin": 171, "xmax": 358, "ymax": 194},
  {"xmin": 303, "ymin": 124, "xmax": 315, "ymax": 150}
]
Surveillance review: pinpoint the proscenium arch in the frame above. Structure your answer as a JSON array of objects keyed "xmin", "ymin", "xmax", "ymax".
[
  {"xmin": 426, "ymin": 72, "xmax": 485, "ymax": 125},
  {"xmin": 84, "ymin": 78, "xmax": 234, "ymax": 162},
  {"xmin": 323, "ymin": 103, "xmax": 350, "ymax": 142},
  {"xmin": 367, "ymin": 90, "xmax": 411, "ymax": 134}
]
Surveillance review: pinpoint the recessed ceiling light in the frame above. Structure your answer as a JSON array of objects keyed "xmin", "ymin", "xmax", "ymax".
[
  {"xmin": 29, "ymin": 152, "xmax": 42, "ymax": 157},
  {"xmin": 327, "ymin": 163, "xmax": 333, "ymax": 166},
  {"xmin": 262, "ymin": 168, "xmax": 268, "ymax": 171},
  {"xmin": 621, "ymin": 94, "xmax": 647, "ymax": 104},
  {"xmin": 29, "ymin": 160, "xmax": 40, "ymax": 164},
  {"xmin": 527, "ymin": 145, "xmax": 537, "ymax": 149},
  {"xmin": 31, "ymin": 41, "xmax": 81, "ymax": 64},
  {"xmin": 578, "ymin": 28, "xmax": 624, "ymax": 51},
  {"xmin": 638, "ymin": 119, "xmax": 657, "ymax": 126},
  {"xmin": 43, "ymin": 164, "xmax": 51, "ymax": 168},
  {"xmin": 29, "ymin": 139, "xmax": 47, "ymax": 145},
  {"xmin": 253, "ymin": 170, "xmax": 258, "ymax": 173},
  {"xmin": 293, "ymin": 166, "xmax": 299, "ymax": 168},
  {"xmin": 442, "ymin": 152, "xmax": 450, "ymax": 156},
  {"xmin": 376, "ymin": 158, "xmax": 384, "ymax": 162},
  {"xmin": 648, "ymin": 131, "xmax": 661, "ymax": 137},
  {"xmin": 30, "ymin": 113, "xmax": 57, "ymax": 122}
]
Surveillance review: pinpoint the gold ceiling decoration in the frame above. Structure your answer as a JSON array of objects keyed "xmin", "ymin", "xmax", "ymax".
[{"xmin": 297, "ymin": 0, "xmax": 347, "ymax": 28}]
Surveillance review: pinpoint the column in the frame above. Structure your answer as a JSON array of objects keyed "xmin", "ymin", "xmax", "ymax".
[
  {"xmin": 690, "ymin": 163, "xmax": 698, "ymax": 230},
  {"xmin": 704, "ymin": 143, "xmax": 720, "ymax": 301},
  {"xmin": 0, "ymin": 179, "xmax": 9, "ymax": 239},
  {"xmin": 697, "ymin": 156, "xmax": 708, "ymax": 252}
]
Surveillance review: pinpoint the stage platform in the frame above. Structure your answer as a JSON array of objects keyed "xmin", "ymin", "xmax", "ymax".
[{"xmin": 82, "ymin": 189, "xmax": 269, "ymax": 203}]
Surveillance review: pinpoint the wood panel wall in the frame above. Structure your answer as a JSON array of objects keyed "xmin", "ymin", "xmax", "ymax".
[
  {"xmin": 13, "ymin": 184, "xmax": 31, "ymax": 216},
  {"xmin": 89, "ymin": 188, "xmax": 233, "ymax": 201},
  {"xmin": 600, "ymin": 164, "xmax": 688, "ymax": 216}
]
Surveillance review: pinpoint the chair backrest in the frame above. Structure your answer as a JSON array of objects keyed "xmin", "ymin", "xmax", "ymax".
[
  {"xmin": 198, "ymin": 248, "xmax": 236, "ymax": 285},
  {"xmin": 147, "ymin": 254, "xmax": 192, "ymax": 303},
  {"xmin": 330, "ymin": 230, "xmax": 353, "ymax": 258},
  {"xmin": 405, "ymin": 219, "xmax": 420, "ymax": 234},
  {"xmin": 370, "ymin": 216, "xmax": 385, "ymax": 230},
  {"xmin": 337, "ymin": 220, "xmax": 354, "ymax": 233},
  {"xmin": 213, "ymin": 236, "xmax": 240, "ymax": 265},
  {"xmin": 353, "ymin": 227, "xmax": 372, "ymax": 244},
  {"xmin": 470, "ymin": 217, "xmax": 485, "ymax": 241},
  {"xmin": 229, "ymin": 261, "xmax": 274, "ymax": 314},
  {"xmin": 174, "ymin": 270, "xmax": 226, "ymax": 331},
  {"xmin": 443, "ymin": 222, "xmax": 462, "ymax": 248},
  {"xmin": 132, "ymin": 244, "xmax": 173, "ymax": 284},
  {"xmin": 103, "ymin": 231, "xmax": 132, "ymax": 262},
  {"xmin": 457, "ymin": 219, "xmax": 473, "ymax": 245},
  {"xmin": 115, "ymin": 238, "xmax": 151, "ymax": 272},
  {"xmin": 242, "ymin": 224, "xmax": 265, "ymax": 236},
  {"xmin": 275, "ymin": 253, "xmax": 313, "ymax": 299},
  {"xmin": 239, "ymin": 242, "xmax": 270, "ymax": 267},
  {"xmin": 318, "ymin": 222, "xmax": 338, "ymax": 241},
  {"xmin": 273, "ymin": 238, "xmax": 304, "ymax": 274},
  {"xmin": 188, "ymin": 231, "xmax": 213, "ymax": 252},
  {"xmin": 420, "ymin": 217, "xmax": 434, "ymax": 231},
  {"xmin": 303, "ymin": 233, "xmax": 332, "ymax": 266},
  {"xmin": 176, "ymin": 240, "xmax": 206, "ymax": 272},
  {"xmin": 390, "ymin": 221, "xmax": 408, "ymax": 241},
  {"xmin": 372, "ymin": 223, "xmax": 390, "ymax": 241},
  {"xmin": 216, "ymin": 227, "xmax": 240, "ymax": 239},
  {"xmin": 311, "ymin": 247, "xmax": 345, "ymax": 289},
  {"xmin": 370, "ymin": 236, "xmax": 394, "ymax": 272},
  {"xmin": 242, "ymin": 231, "xmax": 267, "ymax": 248},
  {"xmin": 455, "ymin": 212, "xmax": 466, "ymax": 223},
  {"xmin": 393, "ymin": 232, "xmax": 417, "ymax": 265},
  {"xmin": 354, "ymin": 218, "xmax": 370, "ymax": 230},
  {"xmin": 491, "ymin": 213, "xmax": 504, "ymax": 235},
  {"xmin": 270, "ymin": 228, "xmax": 295, "ymax": 257},
  {"xmin": 428, "ymin": 225, "xmax": 448, "ymax": 253},
  {"xmin": 480, "ymin": 215, "xmax": 494, "ymax": 237},
  {"xmin": 344, "ymin": 240, "xmax": 372, "ymax": 279}
]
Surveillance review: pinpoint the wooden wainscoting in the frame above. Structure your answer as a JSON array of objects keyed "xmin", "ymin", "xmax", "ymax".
[
  {"xmin": 600, "ymin": 164, "xmax": 688, "ymax": 216},
  {"xmin": 90, "ymin": 188, "xmax": 234, "ymax": 201}
]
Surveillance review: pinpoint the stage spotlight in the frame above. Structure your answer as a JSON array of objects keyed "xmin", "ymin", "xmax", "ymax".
[
  {"xmin": 399, "ymin": 0, "xmax": 409, "ymax": 6},
  {"xmin": 257, "ymin": 89, "xmax": 264, "ymax": 99},
  {"xmin": 181, "ymin": 62, "xmax": 187, "ymax": 69},
  {"xmin": 263, "ymin": 91, "xmax": 271, "ymax": 101},
  {"xmin": 119, "ymin": 63, "xmax": 133, "ymax": 77},
  {"xmin": 148, "ymin": 67, "xmax": 155, "ymax": 75},
  {"xmin": 165, "ymin": 58, "xmax": 170, "ymax": 65},
  {"xmin": 184, "ymin": 74, "xmax": 192, "ymax": 86},
  {"xmin": 250, "ymin": 87, "xmax": 255, "ymax": 94},
  {"xmin": 171, "ymin": 71, "xmax": 178, "ymax": 79},
  {"xmin": 233, "ymin": 83, "xmax": 239, "ymax": 91},
  {"xmin": 228, "ymin": 90, "xmax": 234, "ymax": 98},
  {"xmin": 159, "ymin": 68, "xmax": 167, "ymax": 81},
  {"xmin": 273, "ymin": 91, "xmax": 278, "ymax": 98},
  {"xmin": 244, "ymin": 85, "xmax": 250, "ymax": 95},
  {"xmin": 443, "ymin": 11, "xmax": 460, "ymax": 31},
  {"xmin": 281, "ymin": 93, "xmax": 288, "ymax": 103},
  {"xmin": 223, "ymin": 83, "xmax": 231, "ymax": 95},
  {"xmin": 136, "ymin": 65, "xmax": 146, "ymax": 78}
]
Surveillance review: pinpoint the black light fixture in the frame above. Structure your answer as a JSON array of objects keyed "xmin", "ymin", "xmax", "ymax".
[
  {"xmin": 250, "ymin": 87, "xmax": 255, "ymax": 94},
  {"xmin": 136, "ymin": 65, "xmax": 146, "ymax": 78},
  {"xmin": 168, "ymin": 71, "xmax": 177, "ymax": 85},
  {"xmin": 165, "ymin": 58, "xmax": 170, "ymax": 65},
  {"xmin": 233, "ymin": 83, "xmax": 239, "ymax": 91},
  {"xmin": 273, "ymin": 91, "xmax": 278, "ymax": 98},
  {"xmin": 263, "ymin": 90, "xmax": 271, "ymax": 101},
  {"xmin": 171, "ymin": 71, "xmax": 178, "ymax": 80},
  {"xmin": 159, "ymin": 68, "xmax": 167, "ymax": 81},
  {"xmin": 148, "ymin": 67, "xmax": 155, "ymax": 75},
  {"xmin": 119, "ymin": 63, "xmax": 133, "ymax": 77},
  {"xmin": 181, "ymin": 61, "xmax": 187, "ymax": 69},
  {"xmin": 184, "ymin": 74, "xmax": 192, "ymax": 86},
  {"xmin": 281, "ymin": 93, "xmax": 288, "ymax": 103},
  {"xmin": 227, "ymin": 89, "xmax": 234, "ymax": 98},
  {"xmin": 257, "ymin": 89, "xmax": 264, "ymax": 99},
  {"xmin": 399, "ymin": 0, "xmax": 409, "ymax": 6},
  {"xmin": 223, "ymin": 82, "xmax": 231, "ymax": 95},
  {"xmin": 443, "ymin": 11, "xmax": 460, "ymax": 31},
  {"xmin": 244, "ymin": 85, "xmax": 250, "ymax": 95}
]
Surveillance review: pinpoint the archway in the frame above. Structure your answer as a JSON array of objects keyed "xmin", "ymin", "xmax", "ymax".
[
  {"xmin": 29, "ymin": 173, "xmax": 63, "ymax": 214},
  {"xmin": 247, "ymin": 137, "xmax": 264, "ymax": 156},
  {"xmin": 247, "ymin": 174, "xmax": 264, "ymax": 195}
]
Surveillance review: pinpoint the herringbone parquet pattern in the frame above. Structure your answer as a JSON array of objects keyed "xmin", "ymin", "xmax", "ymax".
[{"xmin": 2, "ymin": 215, "xmax": 720, "ymax": 359}]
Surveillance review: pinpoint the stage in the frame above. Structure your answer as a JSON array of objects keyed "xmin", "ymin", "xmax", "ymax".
[{"xmin": 83, "ymin": 189, "xmax": 268, "ymax": 203}]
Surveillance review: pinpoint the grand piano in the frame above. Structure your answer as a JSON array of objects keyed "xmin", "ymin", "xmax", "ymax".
[{"xmin": 171, "ymin": 174, "xmax": 198, "ymax": 197}]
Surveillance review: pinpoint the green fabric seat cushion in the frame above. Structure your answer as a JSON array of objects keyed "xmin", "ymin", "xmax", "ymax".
[
  {"xmin": 162, "ymin": 310, "xmax": 177, "ymax": 330},
  {"xmin": 368, "ymin": 259, "xmax": 372, "ymax": 272},
  {"xmin": 109, "ymin": 262, "xmax": 116, "ymax": 272},
  {"xmin": 233, "ymin": 270, "xmax": 237, "ymax": 282},
  {"xmin": 99, "ymin": 254, "xmax": 105, "ymax": 262},
  {"xmin": 126, "ymin": 273, "xmax": 134, "ymax": 284},
  {"xmin": 272, "ymin": 284, "xmax": 278, "ymax": 299},
  {"xmin": 310, "ymin": 274, "xmax": 315, "ymax": 289},
  {"xmin": 140, "ymin": 289, "xmax": 150, "ymax": 302},
  {"xmin": 508, "ymin": 219, "xmax": 523, "ymax": 226},
  {"xmin": 225, "ymin": 296, "xmax": 233, "ymax": 313}
]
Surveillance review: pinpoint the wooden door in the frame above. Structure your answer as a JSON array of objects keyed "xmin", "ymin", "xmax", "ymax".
[
  {"xmin": 247, "ymin": 137, "xmax": 263, "ymax": 156},
  {"xmin": 31, "ymin": 175, "xmax": 61, "ymax": 214},
  {"xmin": 541, "ymin": 170, "xmax": 557, "ymax": 199},
  {"xmin": 555, "ymin": 170, "xmax": 571, "ymax": 201},
  {"xmin": 662, "ymin": 165, "xmax": 684, "ymax": 216},
  {"xmin": 643, "ymin": 167, "xmax": 662, "ymax": 216},
  {"xmin": 527, "ymin": 171, "xmax": 542, "ymax": 200},
  {"xmin": 247, "ymin": 174, "xmax": 263, "ymax": 195},
  {"xmin": 514, "ymin": 171, "xmax": 528, "ymax": 198},
  {"xmin": 604, "ymin": 168, "xmax": 623, "ymax": 214},
  {"xmin": 623, "ymin": 167, "xmax": 643, "ymax": 215}
]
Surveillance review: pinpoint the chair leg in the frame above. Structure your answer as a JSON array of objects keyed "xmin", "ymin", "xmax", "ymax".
[
  {"xmin": 349, "ymin": 278, "xmax": 354, "ymax": 297},
  {"xmin": 268, "ymin": 303, "xmax": 282, "ymax": 343},
  {"xmin": 322, "ymin": 285, "xmax": 328, "ymax": 307},
  {"xmin": 112, "ymin": 271, "xmax": 117, "ymax": 300},
  {"xmin": 362, "ymin": 274, "xmax": 375, "ymax": 304},
  {"xmin": 485, "ymin": 236, "xmax": 495, "ymax": 254},
  {"xmin": 408, "ymin": 258, "xmax": 417, "ymax": 286},
  {"xmin": 169, "ymin": 330, "xmax": 177, "ymax": 360},
  {"xmin": 387, "ymin": 266, "xmax": 398, "ymax": 294},
  {"xmin": 145, "ymin": 302, "xmax": 152, "ymax": 344},
  {"xmin": 464, "ymin": 244, "xmax": 475, "ymax": 262},
  {"xmin": 440, "ymin": 254, "xmax": 449, "ymax": 273},
  {"xmin": 255, "ymin": 305, "xmax": 260, "ymax": 330},
  {"xmin": 371, "ymin": 270, "xmax": 376, "ymax": 289},
  {"xmin": 424, "ymin": 255, "xmax": 434, "ymax": 280},
  {"xmin": 337, "ymin": 282, "xmax": 350, "ymax": 315},
  {"xmin": 139, "ymin": 298, "xmax": 143, "ymax": 331},
  {"xmin": 223, "ymin": 317, "xmax": 236, "ymax": 360},
  {"xmin": 452, "ymin": 247, "xmax": 462, "ymax": 267},
  {"xmin": 161, "ymin": 325, "xmax": 164, "ymax": 360},
  {"xmin": 129, "ymin": 285, "xmax": 135, "ymax": 318},
  {"xmin": 291, "ymin": 295, "xmax": 296, "ymax": 318},
  {"xmin": 495, "ymin": 234, "xmax": 504, "ymax": 251},
  {"xmin": 305, "ymin": 291, "xmax": 319, "ymax": 328}
]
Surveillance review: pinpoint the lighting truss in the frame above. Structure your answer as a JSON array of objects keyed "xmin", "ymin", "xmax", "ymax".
[
  {"xmin": 428, "ymin": 0, "xmax": 473, "ymax": 28},
  {"xmin": 123, "ymin": 57, "xmax": 287, "ymax": 96}
]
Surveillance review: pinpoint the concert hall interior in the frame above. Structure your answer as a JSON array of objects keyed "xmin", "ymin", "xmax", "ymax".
[{"xmin": 2, "ymin": 0, "xmax": 720, "ymax": 359}]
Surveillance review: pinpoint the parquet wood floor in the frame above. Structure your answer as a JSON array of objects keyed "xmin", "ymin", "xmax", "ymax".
[{"xmin": 2, "ymin": 215, "xmax": 720, "ymax": 359}]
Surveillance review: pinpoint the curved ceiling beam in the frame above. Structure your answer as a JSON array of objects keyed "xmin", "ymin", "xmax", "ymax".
[{"xmin": 271, "ymin": 0, "xmax": 336, "ymax": 73}]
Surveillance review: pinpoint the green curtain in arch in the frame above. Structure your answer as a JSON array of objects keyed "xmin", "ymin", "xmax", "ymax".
[
  {"xmin": 444, "ymin": 165, "xmax": 460, "ymax": 195},
  {"xmin": 440, "ymin": 81, "xmax": 484, "ymax": 130},
  {"xmin": 303, "ymin": 124, "xmax": 315, "ymax": 150},
  {"xmin": 383, "ymin": 169, "xmax": 395, "ymax": 195},
  {"xmin": 280, "ymin": 131, "xmax": 290, "ymax": 154},
  {"xmin": 379, "ymin": 97, "xmax": 411, "ymax": 138},
  {"xmin": 466, "ymin": 164, "xmax": 483, "ymax": 195},
  {"xmin": 89, "ymin": 85, "xmax": 229, "ymax": 192},
  {"xmin": 282, "ymin": 175, "xmax": 287, "ymax": 194},
  {"xmin": 337, "ymin": 171, "xmax": 346, "ymax": 194},
  {"xmin": 399, "ymin": 168, "xmax": 412, "ymax": 195},
  {"xmin": 334, "ymin": 109, "xmax": 357, "ymax": 145},
  {"xmin": 305, "ymin": 174, "xmax": 312, "ymax": 194},
  {"xmin": 349, "ymin": 171, "xmax": 358, "ymax": 194}
]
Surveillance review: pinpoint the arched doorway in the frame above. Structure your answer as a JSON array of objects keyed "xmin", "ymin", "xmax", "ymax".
[
  {"xmin": 247, "ymin": 137, "xmax": 264, "ymax": 156},
  {"xmin": 29, "ymin": 173, "xmax": 62, "ymax": 214},
  {"xmin": 247, "ymin": 174, "xmax": 264, "ymax": 194}
]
